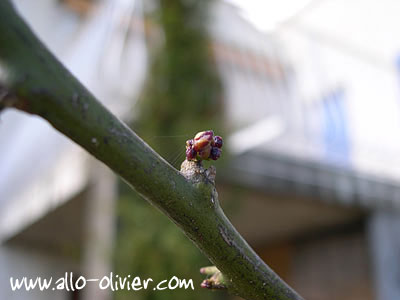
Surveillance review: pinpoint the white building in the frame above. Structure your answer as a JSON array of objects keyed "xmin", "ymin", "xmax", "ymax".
[{"xmin": 1, "ymin": 1, "xmax": 400, "ymax": 299}]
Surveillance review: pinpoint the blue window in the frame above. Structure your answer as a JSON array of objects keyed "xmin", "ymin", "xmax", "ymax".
[{"xmin": 322, "ymin": 88, "xmax": 350, "ymax": 164}]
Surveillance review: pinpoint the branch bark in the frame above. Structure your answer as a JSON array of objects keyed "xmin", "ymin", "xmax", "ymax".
[{"xmin": 0, "ymin": 1, "xmax": 303, "ymax": 299}]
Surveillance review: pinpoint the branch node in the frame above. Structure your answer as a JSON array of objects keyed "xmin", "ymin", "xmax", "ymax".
[{"xmin": 180, "ymin": 159, "xmax": 216, "ymax": 185}]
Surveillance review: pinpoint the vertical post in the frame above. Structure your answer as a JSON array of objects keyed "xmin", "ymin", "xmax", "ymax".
[
  {"xmin": 81, "ymin": 160, "xmax": 117, "ymax": 300},
  {"xmin": 368, "ymin": 211, "xmax": 400, "ymax": 300}
]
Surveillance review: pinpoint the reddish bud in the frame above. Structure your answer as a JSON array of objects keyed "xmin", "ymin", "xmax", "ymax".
[
  {"xmin": 186, "ymin": 130, "xmax": 223, "ymax": 162},
  {"xmin": 210, "ymin": 147, "xmax": 221, "ymax": 160},
  {"xmin": 186, "ymin": 139, "xmax": 194, "ymax": 147},
  {"xmin": 213, "ymin": 136, "xmax": 223, "ymax": 148},
  {"xmin": 193, "ymin": 130, "xmax": 214, "ymax": 152},
  {"xmin": 198, "ymin": 144, "xmax": 212, "ymax": 160},
  {"xmin": 194, "ymin": 130, "xmax": 214, "ymax": 140},
  {"xmin": 186, "ymin": 147, "xmax": 197, "ymax": 160}
]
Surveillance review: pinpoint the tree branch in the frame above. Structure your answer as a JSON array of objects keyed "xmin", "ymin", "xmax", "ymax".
[{"xmin": 0, "ymin": 1, "xmax": 303, "ymax": 299}]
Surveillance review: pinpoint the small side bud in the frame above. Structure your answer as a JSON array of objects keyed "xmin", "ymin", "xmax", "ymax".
[
  {"xmin": 186, "ymin": 139, "xmax": 194, "ymax": 147},
  {"xmin": 186, "ymin": 147, "xmax": 197, "ymax": 160},
  {"xmin": 210, "ymin": 147, "xmax": 221, "ymax": 160},
  {"xmin": 200, "ymin": 266, "xmax": 227, "ymax": 290},
  {"xmin": 213, "ymin": 136, "xmax": 223, "ymax": 148}
]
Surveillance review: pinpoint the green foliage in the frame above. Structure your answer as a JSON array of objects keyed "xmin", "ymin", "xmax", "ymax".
[{"xmin": 115, "ymin": 0, "xmax": 224, "ymax": 299}]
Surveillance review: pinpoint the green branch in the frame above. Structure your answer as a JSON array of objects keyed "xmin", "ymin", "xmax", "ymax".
[{"xmin": 0, "ymin": 1, "xmax": 303, "ymax": 299}]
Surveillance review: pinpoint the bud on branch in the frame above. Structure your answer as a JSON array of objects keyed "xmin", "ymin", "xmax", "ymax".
[{"xmin": 185, "ymin": 130, "xmax": 223, "ymax": 162}]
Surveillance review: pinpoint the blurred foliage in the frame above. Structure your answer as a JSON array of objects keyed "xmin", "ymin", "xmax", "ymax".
[
  {"xmin": 114, "ymin": 0, "xmax": 225, "ymax": 299},
  {"xmin": 137, "ymin": 0, "xmax": 224, "ymax": 166},
  {"xmin": 114, "ymin": 186, "xmax": 224, "ymax": 300}
]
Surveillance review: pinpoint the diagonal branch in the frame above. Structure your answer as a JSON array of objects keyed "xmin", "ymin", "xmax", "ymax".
[{"xmin": 0, "ymin": 1, "xmax": 303, "ymax": 299}]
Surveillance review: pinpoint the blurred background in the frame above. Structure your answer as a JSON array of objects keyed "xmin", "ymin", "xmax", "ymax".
[{"xmin": 1, "ymin": 0, "xmax": 400, "ymax": 300}]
